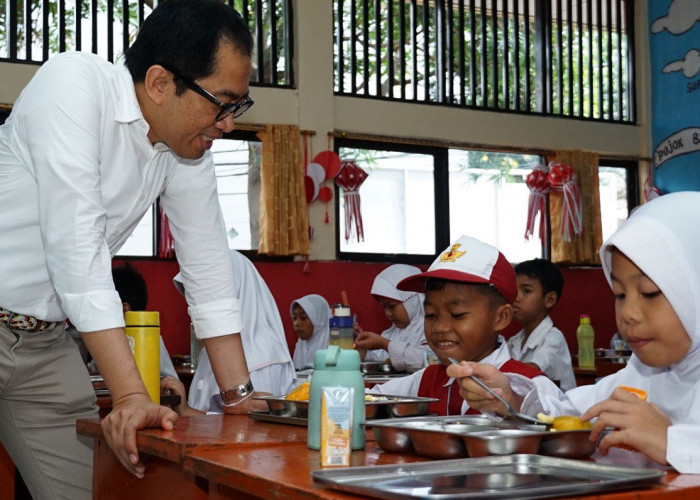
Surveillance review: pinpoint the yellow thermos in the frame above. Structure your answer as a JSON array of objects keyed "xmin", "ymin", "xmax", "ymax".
[{"xmin": 124, "ymin": 311, "xmax": 160, "ymax": 404}]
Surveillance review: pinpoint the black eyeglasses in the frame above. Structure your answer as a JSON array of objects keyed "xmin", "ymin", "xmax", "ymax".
[{"xmin": 169, "ymin": 68, "xmax": 253, "ymax": 122}]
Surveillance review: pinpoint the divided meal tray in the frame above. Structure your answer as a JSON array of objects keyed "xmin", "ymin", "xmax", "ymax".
[
  {"xmin": 312, "ymin": 454, "xmax": 665, "ymax": 500},
  {"xmin": 251, "ymin": 394, "xmax": 438, "ymax": 423},
  {"xmin": 368, "ymin": 415, "xmax": 598, "ymax": 460}
]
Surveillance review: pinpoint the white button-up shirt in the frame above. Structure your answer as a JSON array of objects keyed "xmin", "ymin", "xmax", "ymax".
[{"xmin": 0, "ymin": 52, "xmax": 240, "ymax": 338}]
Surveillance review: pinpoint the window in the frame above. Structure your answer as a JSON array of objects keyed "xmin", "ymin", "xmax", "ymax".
[
  {"xmin": 336, "ymin": 138, "xmax": 545, "ymax": 263},
  {"xmin": 337, "ymin": 139, "xmax": 639, "ymax": 263},
  {"xmin": 448, "ymin": 149, "xmax": 543, "ymax": 263},
  {"xmin": 598, "ymin": 160, "xmax": 638, "ymax": 242},
  {"xmin": 334, "ymin": 0, "xmax": 635, "ymax": 122},
  {"xmin": 214, "ymin": 130, "xmax": 262, "ymax": 251},
  {"xmin": 337, "ymin": 146, "xmax": 437, "ymax": 256}
]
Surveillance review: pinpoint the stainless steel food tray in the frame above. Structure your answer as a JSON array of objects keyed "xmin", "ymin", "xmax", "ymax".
[
  {"xmin": 253, "ymin": 394, "xmax": 438, "ymax": 421},
  {"xmin": 368, "ymin": 415, "xmax": 596, "ymax": 459},
  {"xmin": 247, "ymin": 411, "xmax": 307, "ymax": 426},
  {"xmin": 312, "ymin": 454, "xmax": 665, "ymax": 500}
]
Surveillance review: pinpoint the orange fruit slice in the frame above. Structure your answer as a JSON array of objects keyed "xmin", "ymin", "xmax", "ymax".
[{"xmin": 619, "ymin": 386, "xmax": 647, "ymax": 400}]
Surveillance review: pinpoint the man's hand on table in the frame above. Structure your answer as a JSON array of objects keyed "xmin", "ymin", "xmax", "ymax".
[{"xmin": 101, "ymin": 393, "xmax": 178, "ymax": 478}]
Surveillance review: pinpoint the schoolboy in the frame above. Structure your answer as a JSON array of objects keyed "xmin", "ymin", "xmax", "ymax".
[
  {"xmin": 447, "ymin": 192, "xmax": 700, "ymax": 472},
  {"xmin": 507, "ymin": 259, "xmax": 576, "ymax": 390},
  {"xmin": 370, "ymin": 235, "xmax": 553, "ymax": 416}
]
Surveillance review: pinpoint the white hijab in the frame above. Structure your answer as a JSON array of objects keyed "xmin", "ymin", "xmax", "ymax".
[
  {"xmin": 174, "ymin": 250, "xmax": 294, "ymax": 402},
  {"xmin": 367, "ymin": 264, "xmax": 426, "ymax": 356},
  {"xmin": 291, "ymin": 294, "xmax": 331, "ymax": 370}
]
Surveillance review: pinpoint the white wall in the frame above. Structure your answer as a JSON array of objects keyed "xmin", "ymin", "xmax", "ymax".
[{"xmin": 0, "ymin": 0, "xmax": 652, "ymax": 260}]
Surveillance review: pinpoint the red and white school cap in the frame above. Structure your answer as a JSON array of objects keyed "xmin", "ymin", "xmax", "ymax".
[{"xmin": 397, "ymin": 235, "xmax": 517, "ymax": 304}]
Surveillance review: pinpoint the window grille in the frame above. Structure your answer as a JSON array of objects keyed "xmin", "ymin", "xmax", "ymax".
[
  {"xmin": 0, "ymin": 0, "xmax": 294, "ymax": 87},
  {"xmin": 334, "ymin": 0, "xmax": 635, "ymax": 123}
]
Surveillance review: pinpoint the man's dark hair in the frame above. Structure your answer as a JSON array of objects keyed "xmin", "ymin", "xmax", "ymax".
[
  {"xmin": 514, "ymin": 258, "xmax": 564, "ymax": 301},
  {"xmin": 112, "ymin": 264, "xmax": 148, "ymax": 311},
  {"xmin": 424, "ymin": 278, "xmax": 508, "ymax": 307},
  {"xmin": 125, "ymin": 0, "xmax": 254, "ymax": 95}
]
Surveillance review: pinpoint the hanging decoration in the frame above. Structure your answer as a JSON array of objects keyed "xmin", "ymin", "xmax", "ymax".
[
  {"xmin": 547, "ymin": 162, "xmax": 583, "ymax": 242},
  {"xmin": 524, "ymin": 163, "xmax": 550, "ymax": 243},
  {"xmin": 158, "ymin": 206, "xmax": 175, "ymax": 258},
  {"xmin": 318, "ymin": 186, "xmax": 333, "ymax": 223},
  {"xmin": 335, "ymin": 160, "xmax": 369, "ymax": 243}
]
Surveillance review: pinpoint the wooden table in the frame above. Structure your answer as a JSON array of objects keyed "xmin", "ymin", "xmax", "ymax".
[{"xmin": 77, "ymin": 414, "xmax": 700, "ymax": 500}]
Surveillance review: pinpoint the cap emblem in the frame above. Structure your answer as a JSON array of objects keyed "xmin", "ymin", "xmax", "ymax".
[{"xmin": 439, "ymin": 243, "xmax": 466, "ymax": 263}]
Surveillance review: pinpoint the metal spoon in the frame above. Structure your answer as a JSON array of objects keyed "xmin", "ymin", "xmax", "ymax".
[{"xmin": 447, "ymin": 357, "xmax": 544, "ymax": 425}]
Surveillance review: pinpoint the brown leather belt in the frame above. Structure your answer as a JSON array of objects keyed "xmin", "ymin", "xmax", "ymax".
[{"xmin": 0, "ymin": 307, "xmax": 60, "ymax": 332}]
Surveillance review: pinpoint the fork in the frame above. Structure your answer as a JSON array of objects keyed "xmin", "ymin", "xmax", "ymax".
[{"xmin": 447, "ymin": 357, "xmax": 544, "ymax": 425}]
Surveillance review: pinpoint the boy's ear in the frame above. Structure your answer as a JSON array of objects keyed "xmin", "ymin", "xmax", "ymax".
[
  {"xmin": 494, "ymin": 303, "xmax": 513, "ymax": 331},
  {"xmin": 543, "ymin": 291, "xmax": 558, "ymax": 309}
]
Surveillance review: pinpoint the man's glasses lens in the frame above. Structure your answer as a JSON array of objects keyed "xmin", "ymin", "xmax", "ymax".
[{"xmin": 216, "ymin": 96, "xmax": 254, "ymax": 122}]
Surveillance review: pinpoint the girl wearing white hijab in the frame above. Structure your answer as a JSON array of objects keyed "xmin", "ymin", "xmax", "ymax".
[
  {"xmin": 355, "ymin": 264, "xmax": 434, "ymax": 372},
  {"xmin": 290, "ymin": 294, "xmax": 331, "ymax": 370},
  {"xmin": 448, "ymin": 192, "xmax": 700, "ymax": 472},
  {"xmin": 173, "ymin": 250, "xmax": 296, "ymax": 412}
]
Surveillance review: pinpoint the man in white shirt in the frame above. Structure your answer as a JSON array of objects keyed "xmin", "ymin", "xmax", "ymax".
[{"xmin": 0, "ymin": 1, "xmax": 260, "ymax": 497}]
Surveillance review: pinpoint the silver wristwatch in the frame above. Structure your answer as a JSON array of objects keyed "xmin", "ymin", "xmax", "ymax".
[{"xmin": 220, "ymin": 380, "xmax": 254, "ymax": 407}]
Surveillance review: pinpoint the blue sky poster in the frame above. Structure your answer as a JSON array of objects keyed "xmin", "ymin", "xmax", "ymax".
[{"xmin": 649, "ymin": 0, "xmax": 700, "ymax": 193}]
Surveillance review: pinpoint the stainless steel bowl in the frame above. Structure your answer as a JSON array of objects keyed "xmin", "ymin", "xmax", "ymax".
[
  {"xmin": 538, "ymin": 429, "xmax": 597, "ymax": 459},
  {"xmin": 407, "ymin": 423, "xmax": 494, "ymax": 459},
  {"xmin": 369, "ymin": 422, "xmax": 414, "ymax": 453},
  {"xmin": 365, "ymin": 395, "xmax": 438, "ymax": 419},
  {"xmin": 461, "ymin": 429, "xmax": 543, "ymax": 457}
]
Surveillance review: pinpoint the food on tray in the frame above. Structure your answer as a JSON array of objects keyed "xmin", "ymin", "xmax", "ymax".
[
  {"xmin": 536, "ymin": 413, "xmax": 592, "ymax": 431},
  {"xmin": 285, "ymin": 382, "xmax": 310, "ymax": 401},
  {"xmin": 365, "ymin": 394, "xmax": 387, "ymax": 402}
]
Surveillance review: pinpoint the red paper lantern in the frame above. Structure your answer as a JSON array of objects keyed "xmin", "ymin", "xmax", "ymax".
[{"xmin": 335, "ymin": 160, "xmax": 369, "ymax": 242}]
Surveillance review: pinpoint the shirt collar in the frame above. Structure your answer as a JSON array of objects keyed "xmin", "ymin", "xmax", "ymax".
[{"xmin": 115, "ymin": 61, "xmax": 149, "ymax": 126}]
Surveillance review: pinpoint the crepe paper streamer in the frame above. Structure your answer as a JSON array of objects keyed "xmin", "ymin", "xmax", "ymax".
[
  {"xmin": 313, "ymin": 151, "xmax": 342, "ymax": 180},
  {"xmin": 524, "ymin": 164, "xmax": 550, "ymax": 243},
  {"xmin": 335, "ymin": 160, "xmax": 368, "ymax": 243},
  {"xmin": 158, "ymin": 206, "xmax": 175, "ymax": 258},
  {"xmin": 548, "ymin": 162, "xmax": 583, "ymax": 242},
  {"xmin": 318, "ymin": 186, "xmax": 333, "ymax": 223}
]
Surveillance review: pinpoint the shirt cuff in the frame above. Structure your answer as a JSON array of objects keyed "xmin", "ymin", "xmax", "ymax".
[
  {"xmin": 667, "ymin": 424, "xmax": 700, "ymax": 473},
  {"xmin": 60, "ymin": 290, "xmax": 125, "ymax": 332},
  {"xmin": 188, "ymin": 298, "xmax": 242, "ymax": 339}
]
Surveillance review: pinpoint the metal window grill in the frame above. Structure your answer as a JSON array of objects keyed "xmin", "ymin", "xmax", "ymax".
[
  {"xmin": 0, "ymin": 0, "xmax": 294, "ymax": 87},
  {"xmin": 334, "ymin": 0, "xmax": 635, "ymax": 123}
]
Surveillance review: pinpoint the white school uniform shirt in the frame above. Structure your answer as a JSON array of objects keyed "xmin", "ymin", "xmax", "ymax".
[
  {"xmin": 371, "ymin": 337, "xmax": 553, "ymax": 415},
  {"xmin": 175, "ymin": 250, "xmax": 296, "ymax": 412},
  {"xmin": 507, "ymin": 315, "xmax": 577, "ymax": 391},
  {"xmin": 517, "ymin": 192, "xmax": 700, "ymax": 473},
  {"xmin": 0, "ymin": 52, "xmax": 240, "ymax": 337},
  {"xmin": 364, "ymin": 264, "xmax": 434, "ymax": 371},
  {"xmin": 291, "ymin": 295, "xmax": 331, "ymax": 370}
]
